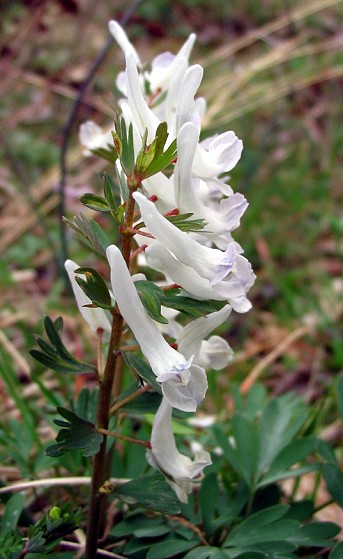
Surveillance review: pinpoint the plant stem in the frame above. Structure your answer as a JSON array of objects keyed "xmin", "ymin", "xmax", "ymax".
[
  {"xmin": 97, "ymin": 428, "xmax": 151, "ymax": 448},
  {"xmin": 85, "ymin": 193, "xmax": 136, "ymax": 559}
]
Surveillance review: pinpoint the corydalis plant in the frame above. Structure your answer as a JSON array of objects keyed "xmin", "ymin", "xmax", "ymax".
[{"xmin": 33, "ymin": 20, "xmax": 255, "ymax": 558}]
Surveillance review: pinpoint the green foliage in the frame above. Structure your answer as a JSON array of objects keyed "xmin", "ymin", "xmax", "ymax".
[
  {"xmin": 74, "ymin": 266, "xmax": 112, "ymax": 309},
  {"xmin": 113, "ymin": 117, "xmax": 135, "ymax": 177},
  {"xmin": 0, "ymin": 493, "xmax": 25, "ymax": 534},
  {"xmin": 0, "ymin": 530, "xmax": 23, "ymax": 559},
  {"xmin": 30, "ymin": 316, "xmax": 96, "ymax": 374},
  {"xmin": 25, "ymin": 502, "xmax": 80, "ymax": 554},
  {"xmin": 166, "ymin": 212, "xmax": 207, "ymax": 233},
  {"xmin": 135, "ymin": 280, "xmax": 168, "ymax": 324},
  {"xmin": 63, "ymin": 214, "xmax": 110, "ymax": 256},
  {"xmin": 135, "ymin": 122, "xmax": 177, "ymax": 181},
  {"xmin": 121, "ymin": 351, "xmax": 162, "ymax": 393},
  {"xmin": 112, "ymin": 473, "xmax": 181, "ymax": 515},
  {"xmin": 46, "ymin": 406, "xmax": 103, "ymax": 457}
]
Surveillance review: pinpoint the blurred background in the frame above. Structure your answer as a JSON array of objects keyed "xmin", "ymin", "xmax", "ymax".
[{"xmin": 0, "ymin": 0, "xmax": 342, "ymax": 421}]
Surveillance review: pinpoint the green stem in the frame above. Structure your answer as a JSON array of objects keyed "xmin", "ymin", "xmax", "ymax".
[{"xmin": 85, "ymin": 193, "xmax": 136, "ymax": 559}]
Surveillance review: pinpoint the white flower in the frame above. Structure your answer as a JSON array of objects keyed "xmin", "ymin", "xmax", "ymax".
[
  {"xmin": 145, "ymin": 241, "xmax": 253, "ymax": 313},
  {"xmin": 192, "ymin": 131, "xmax": 243, "ymax": 179},
  {"xmin": 177, "ymin": 304, "xmax": 233, "ymax": 370},
  {"xmin": 133, "ymin": 192, "xmax": 255, "ymax": 303},
  {"xmin": 175, "ymin": 122, "xmax": 248, "ymax": 240},
  {"xmin": 64, "ymin": 260, "xmax": 111, "ymax": 336},
  {"xmin": 106, "ymin": 245, "xmax": 207, "ymax": 412},
  {"xmin": 146, "ymin": 398, "xmax": 211, "ymax": 502},
  {"xmin": 79, "ymin": 121, "xmax": 114, "ymax": 155}
]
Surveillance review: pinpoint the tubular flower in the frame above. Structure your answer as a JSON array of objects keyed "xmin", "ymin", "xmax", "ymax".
[
  {"xmin": 133, "ymin": 192, "xmax": 255, "ymax": 304},
  {"xmin": 64, "ymin": 260, "xmax": 111, "ymax": 336},
  {"xmin": 106, "ymin": 245, "xmax": 207, "ymax": 412},
  {"xmin": 177, "ymin": 304, "xmax": 233, "ymax": 370},
  {"xmin": 146, "ymin": 398, "xmax": 211, "ymax": 503}
]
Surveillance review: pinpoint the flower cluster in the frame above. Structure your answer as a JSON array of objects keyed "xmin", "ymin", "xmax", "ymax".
[{"xmin": 70, "ymin": 21, "xmax": 255, "ymax": 502}]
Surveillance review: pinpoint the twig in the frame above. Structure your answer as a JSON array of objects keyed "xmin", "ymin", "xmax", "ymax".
[
  {"xmin": 0, "ymin": 476, "xmax": 130, "ymax": 495},
  {"xmin": 97, "ymin": 428, "xmax": 151, "ymax": 448},
  {"xmin": 57, "ymin": 0, "xmax": 144, "ymax": 273}
]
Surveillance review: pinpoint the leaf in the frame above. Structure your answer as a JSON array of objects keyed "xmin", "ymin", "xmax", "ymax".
[
  {"xmin": 231, "ymin": 413, "xmax": 260, "ymax": 487},
  {"xmin": 91, "ymin": 143, "xmax": 118, "ymax": 164},
  {"xmin": 135, "ymin": 280, "xmax": 168, "ymax": 324},
  {"xmin": 30, "ymin": 316, "xmax": 96, "ymax": 375},
  {"xmin": 224, "ymin": 505, "xmax": 298, "ymax": 548},
  {"xmin": 80, "ymin": 193, "xmax": 110, "ymax": 212},
  {"xmin": 46, "ymin": 407, "xmax": 103, "ymax": 457},
  {"xmin": 63, "ymin": 214, "xmax": 108, "ymax": 257},
  {"xmin": 257, "ymin": 395, "xmax": 309, "ymax": 477},
  {"xmin": 135, "ymin": 122, "xmax": 177, "ymax": 181},
  {"xmin": 289, "ymin": 521, "xmax": 340, "ymax": 547},
  {"xmin": 184, "ymin": 548, "xmax": 229, "ymax": 559},
  {"xmin": 122, "ymin": 351, "xmax": 161, "ymax": 392},
  {"xmin": 74, "ymin": 266, "xmax": 112, "ymax": 309},
  {"xmin": 323, "ymin": 462, "xmax": 343, "ymax": 508},
  {"xmin": 114, "ymin": 117, "xmax": 135, "ymax": 176},
  {"xmin": 162, "ymin": 292, "xmax": 218, "ymax": 318},
  {"xmin": 167, "ymin": 212, "xmax": 207, "ymax": 233},
  {"xmin": 103, "ymin": 173, "xmax": 119, "ymax": 213},
  {"xmin": 146, "ymin": 537, "xmax": 199, "ymax": 559},
  {"xmin": 112, "ymin": 473, "xmax": 181, "ymax": 514},
  {"xmin": 330, "ymin": 541, "xmax": 343, "ymax": 558},
  {"xmin": 0, "ymin": 492, "xmax": 25, "ymax": 533},
  {"xmin": 0, "ymin": 531, "xmax": 23, "ymax": 559}
]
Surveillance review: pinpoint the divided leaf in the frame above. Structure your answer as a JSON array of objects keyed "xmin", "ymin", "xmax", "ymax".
[
  {"xmin": 30, "ymin": 316, "xmax": 96, "ymax": 375},
  {"xmin": 46, "ymin": 407, "xmax": 103, "ymax": 457},
  {"xmin": 74, "ymin": 266, "xmax": 112, "ymax": 309},
  {"xmin": 112, "ymin": 473, "xmax": 181, "ymax": 514}
]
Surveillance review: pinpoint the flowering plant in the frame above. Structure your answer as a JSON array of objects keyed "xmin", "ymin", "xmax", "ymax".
[{"xmin": 31, "ymin": 20, "xmax": 255, "ymax": 557}]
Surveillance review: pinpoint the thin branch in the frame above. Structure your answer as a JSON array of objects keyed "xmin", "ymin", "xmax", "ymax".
[
  {"xmin": 0, "ymin": 477, "xmax": 130, "ymax": 495},
  {"xmin": 57, "ymin": 0, "xmax": 144, "ymax": 272},
  {"xmin": 97, "ymin": 428, "xmax": 151, "ymax": 449},
  {"xmin": 109, "ymin": 384, "xmax": 152, "ymax": 415}
]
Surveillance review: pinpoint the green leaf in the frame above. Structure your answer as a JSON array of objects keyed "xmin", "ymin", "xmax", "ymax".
[
  {"xmin": 162, "ymin": 292, "xmax": 218, "ymax": 318},
  {"xmin": 112, "ymin": 473, "xmax": 181, "ymax": 514},
  {"xmin": 114, "ymin": 117, "xmax": 135, "ymax": 176},
  {"xmin": 135, "ymin": 122, "xmax": 177, "ymax": 181},
  {"xmin": 184, "ymin": 548, "xmax": 229, "ymax": 559},
  {"xmin": 135, "ymin": 280, "xmax": 168, "ymax": 324},
  {"xmin": 289, "ymin": 521, "xmax": 340, "ymax": 547},
  {"xmin": 231, "ymin": 413, "xmax": 260, "ymax": 487},
  {"xmin": 103, "ymin": 173, "xmax": 119, "ymax": 213},
  {"xmin": 90, "ymin": 143, "xmax": 118, "ymax": 164},
  {"xmin": 330, "ymin": 541, "xmax": 343, "ymax": 558},
  {"xmin": 0, "ymin": 531, "xmax": 23, "ymax": 559},
  {"xmin": 63, "ymin": 214, "xmax": 109, "ymax": 256},
  {"xmin": 46, "ymin": 407, "xmax": 103, "ymax": 457},
  {"xmin": 257, "ymin": 395, "xmax": 309, "ymax": 477},
  {"xmin": 1, "ymin": 492, "xmax": 25, "ymax": 533},
  {"xmin": 323, "ymin": 463, "xmax": 343, "ymax": 508},
  {"xmin": 30, "ymin": 316, "xmax": 96, "ymax": 375},
  {"xmin": 146, "ymin": 537, "xmax": 199, "ymax": 559},
  {"xmin": 167, "ymin": 212, "xmax": 207, "ymax": 233},
  {"xmin": 122, "ymin": 351, "xmax": 161, "ymax": 392},
  {"xmin": 224, "ymin": 505, "xmax": 297, "ymax": 547},
  {"xmin": 75, "ymin": 266, "xmax": 112, "ymax": 309},
  {"xmin": 80, "ymin": 193, "xmax": 110, "ymax": 212}
]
